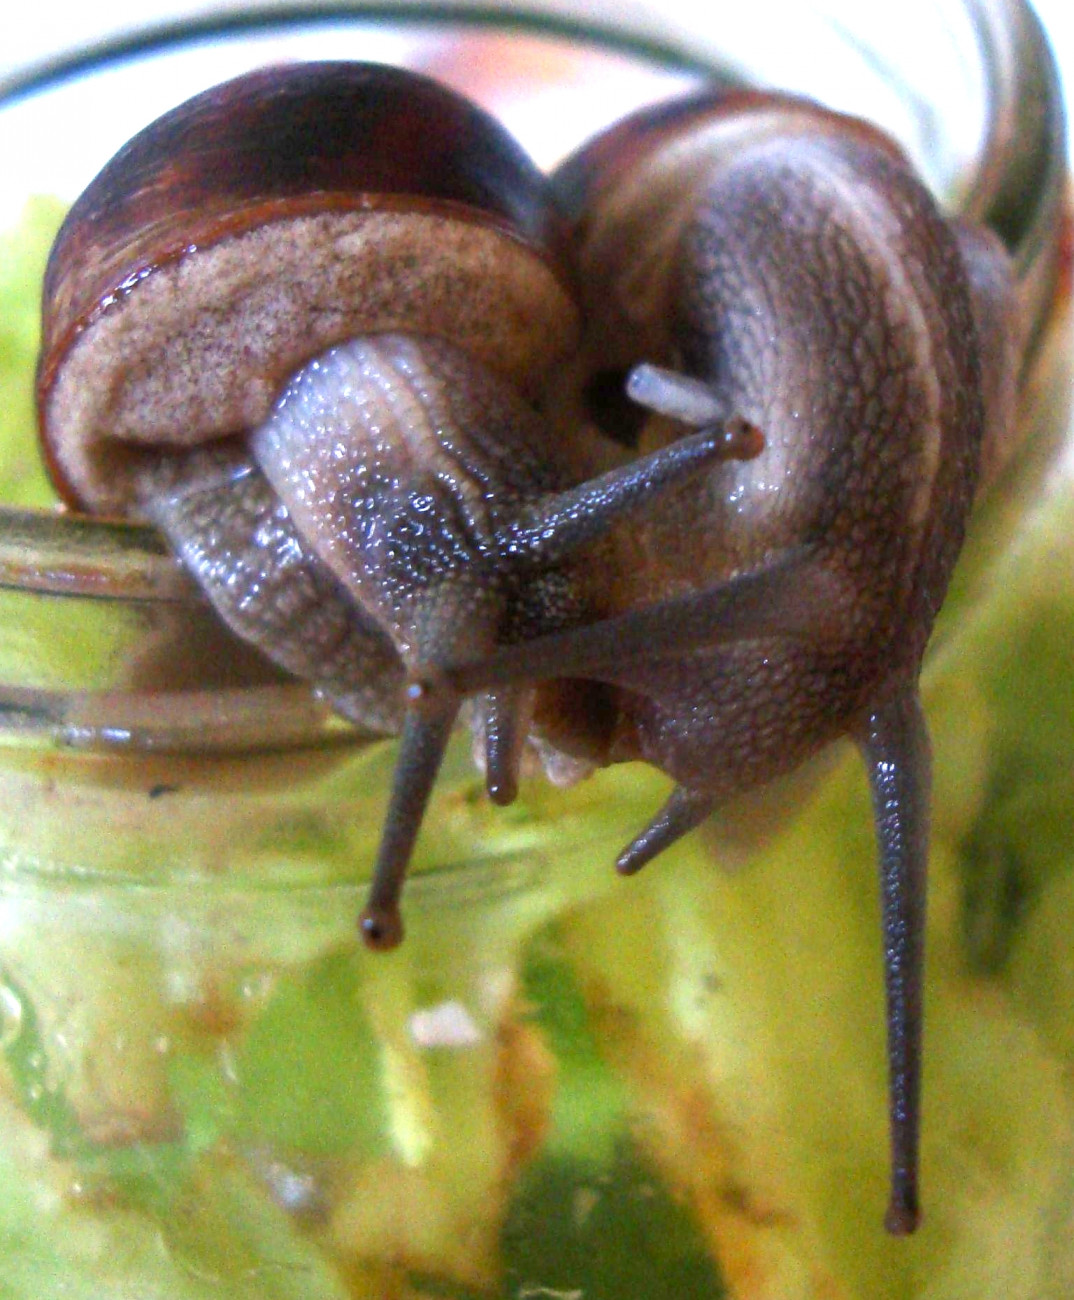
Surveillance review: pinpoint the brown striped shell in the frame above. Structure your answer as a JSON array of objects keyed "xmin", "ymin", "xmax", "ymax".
[{"xmin": 37, "ymin": 61, "xmax": 580, "ymax": 517}]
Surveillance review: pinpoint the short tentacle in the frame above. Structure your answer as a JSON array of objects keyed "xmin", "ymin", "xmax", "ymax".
[
  {"xmin": 616, "ymin": 785, "xmax": 716, "ymax": 875},
  {"xmin": 857, "ymin": 679, "xmax": 931, "ymax": 1235},
  {"xmin": 482, "ymin": 685, "xmax": 531, "ymax": 806},
  {"xmin": 626, "ymin": 361, "xmax": 732, "ymax": 427}
]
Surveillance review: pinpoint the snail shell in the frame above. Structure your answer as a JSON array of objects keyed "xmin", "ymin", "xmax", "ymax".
[{"xmin": 37, "ymin": 61, "xmax": 580, "ymax": 517}]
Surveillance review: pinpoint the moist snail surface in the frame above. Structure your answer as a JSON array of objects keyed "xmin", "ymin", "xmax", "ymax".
[{"xmin": 0, "ymin": 3, "xmax": 1071, "ymax": 1297}]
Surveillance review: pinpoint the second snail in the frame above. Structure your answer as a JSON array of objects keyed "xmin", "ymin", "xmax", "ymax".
[{"xmin": 35, "ymin": 61, "xmax": 1022, "ymax": 1234}]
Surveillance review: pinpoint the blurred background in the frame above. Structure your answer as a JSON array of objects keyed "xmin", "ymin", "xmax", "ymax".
[
  {"xmin": 0, "ymin": 1, "xmax": 1069, "ymax": 105},
  {"xmin": 0, "ymin": 0, "xmax": 1068, "ymax": 86},
  {"xmin": 1, "ymin": 1, "xmax": 1069, "ymax": 144},
  {"xmin": 0, "ymin": 1, "xmax": 1068, "ymax": 235}
]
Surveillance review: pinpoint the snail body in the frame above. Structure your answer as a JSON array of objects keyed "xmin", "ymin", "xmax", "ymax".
[
  {"xmin": 441, "ymin": 91, "xmax": 1021, "ymax": 1234},
  {"xmin": 36, "ymin": 63, "xmax": 760, "ymax": 945}
]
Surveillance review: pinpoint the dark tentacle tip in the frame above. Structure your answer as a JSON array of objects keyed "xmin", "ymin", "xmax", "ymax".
[
  {"xmin": 615, "ymin": 843, "xmax": 649, "ymax": 876},
  {"xmin": 486, "ymin": 773, "xmax": 518, "ymax": 807},
  {"xmin": 359, "ymin": 906, "xmax": 404, "ymax": 951},
  {"xmin": 884, "ymin": 1192, "xmax": 920, "ymax": 1236}
]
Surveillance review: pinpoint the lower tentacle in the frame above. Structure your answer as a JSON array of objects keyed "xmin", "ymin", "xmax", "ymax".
[
  {"xmin": 616, "ymin": 785, "xmax": 715, "ymax": 875},
  {"xmin": 481, "ymin": 685, "xmax": 531, "ymax": 806}
]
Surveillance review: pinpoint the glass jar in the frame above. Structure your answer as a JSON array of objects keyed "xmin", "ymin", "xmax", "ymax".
[{"xmin": 0, "ymin": 3, "xmax": 1070, "ymax": 1296}]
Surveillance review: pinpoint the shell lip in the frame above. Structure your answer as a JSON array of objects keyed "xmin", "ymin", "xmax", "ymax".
[
  {"xmin": 35, "ymin": 58, "xmax": 584, "ymax": 513},
  {"xmin": 37, "ymin": 190, "xmax": 581, "ymax": 514}
]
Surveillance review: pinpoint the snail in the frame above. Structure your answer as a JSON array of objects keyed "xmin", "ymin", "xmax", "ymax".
[
  {"xmin": 428, "ymin": 90, "xmax": 1022, "ymax": 1234},
  {"xmin": 36, "ymin": 67, "xmax": 1022, "ymax": 1235},
  {"xmin": 35, "ymin": 62, "xmax": 762, "ymax": 939}
]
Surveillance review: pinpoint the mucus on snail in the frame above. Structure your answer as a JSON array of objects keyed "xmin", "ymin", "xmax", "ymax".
[{"xmin": 35, "ymin": 65, "xmax": 1022, "ymax": 1236}]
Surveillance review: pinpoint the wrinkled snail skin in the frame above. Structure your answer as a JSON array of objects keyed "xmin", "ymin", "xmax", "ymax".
[
  {"xmin": 440, "ymin": 91, "xmax": 1021, "ymax": 1234},
  {"xmin": 35, "ymin": 63, "xmax": 762, "ymax": 951},
  {"xmin": 136, "ymin": 439, "xmax": 407, "ymax": 736}
]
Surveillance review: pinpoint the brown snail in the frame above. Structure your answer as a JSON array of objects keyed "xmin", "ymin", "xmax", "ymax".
[
  {"xmin": 36, "ymin": 67, "xmax": 1022, "ymax": 1235},
  {"xmin": 35, "ymin": 63, "xmax": 762, "ymax": 944},
  {"xmin": 431, "ymin": 90, "xmax": 1022, "ymax": 1234}
]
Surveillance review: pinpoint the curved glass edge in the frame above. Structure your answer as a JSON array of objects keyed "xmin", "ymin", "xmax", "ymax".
[
  {"xmin": 0, "ymin": 2, "xmax": 722, "ymax": 107},
  {"xmin": 965, "ymin": 0, "xmax": 1068, "ymax": 355},
  {"xmin": 0, "ymin": 681, "xmax": 362, "ymax": 753},
  {"xmin": 0, "ymin": 507, "xmax": 194, "ymax": 601},
  {"xmin": 0, "ymin": 0, "xmax": 1066, "ymax": 756}
]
